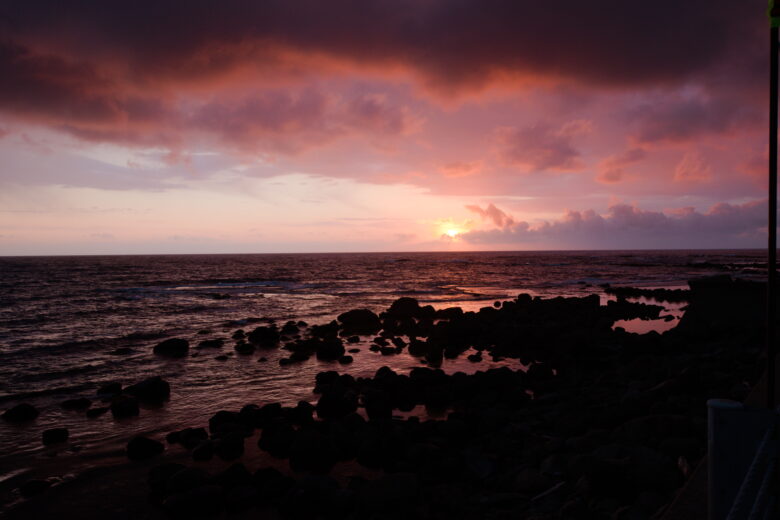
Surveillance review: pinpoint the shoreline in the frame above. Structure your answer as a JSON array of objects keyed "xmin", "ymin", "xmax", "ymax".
[{"xmin": 1, "ymin": 275, "xmax": 768, "ymax": 519}]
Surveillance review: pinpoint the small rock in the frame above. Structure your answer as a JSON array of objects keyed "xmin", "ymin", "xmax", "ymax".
[
  {"xmin": 153, "ymin": 338, "xmax": 190, "ymax": 357},
  {"xmin": 20, "ymin": 479, "xmax": 51, "ymax": 497},
  {"xmin": 86, "ymin": 406, "xmax": 109, "ymax": 418},
  {"xmin": 2, "ymin": 403, "xmax": 39, "ymax": 423},
  {"xmin": 125, "ymin": 376, "xmax": 171, "ymax": 403},
  {"xmin": 97, "ymin": 382, "xmax": 122, "ymax": 396},
  {"xmin": 110, "ymin": 395, "xmax": 139, "ymax": 418},
  {"xmin": 42, "ymin": 428, "xmax": 69, "ymax": 445},
  {"xmin": 61, "ymin": 397, "xmax": 92, "ymax": 410},
  {"xmin": 197, "ymin": 338, "xmax": 224, "ymax": 349}
]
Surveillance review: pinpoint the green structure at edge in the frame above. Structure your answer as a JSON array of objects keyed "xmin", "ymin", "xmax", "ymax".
[{"xmin": 771, "ymin": 0, "xmax": 780, "ymax": 28}]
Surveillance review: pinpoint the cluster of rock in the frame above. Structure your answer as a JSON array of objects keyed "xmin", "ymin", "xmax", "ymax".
[
  {"xmin": 131, "ymin": 276, "xmax": 765, "ymax": 518},
  {"xmin": 5, "ymin": 275, "xmax": 768, "ymax": 518},
  {"xmin": 1, "ymin": 376, "xmax": 171, "ymax": 453}
]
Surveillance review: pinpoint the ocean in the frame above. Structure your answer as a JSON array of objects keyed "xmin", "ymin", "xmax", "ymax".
[{"xmin": 0, "ymin": 249, "xmax": 767, "ymax": 478}]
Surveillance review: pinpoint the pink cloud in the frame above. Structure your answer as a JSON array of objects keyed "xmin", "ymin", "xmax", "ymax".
[
  {"xmin": 465, "ymin": 203, "xmax": 515, "ymax": 228},
  {"xmin": 494, "ymin": 120, "xmax": 590, "ymax": 172},
  {"xmin": 462, "ymin": 200, "xmax": 767, "ymax": 249},
  {"xmin": 596, "ymin": 148, "xmax": 646, "ymax": 184},
  {"xmin": 673, "ymin": 151, "xmax": 712, "ymax": 183},
  {"xmin": 439, "ymin": 161, "xmax": 482, "ymax": 178}
]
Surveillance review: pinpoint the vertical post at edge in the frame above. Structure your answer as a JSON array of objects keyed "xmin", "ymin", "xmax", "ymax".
[{"xmin": 768, "ymin": 25, "xmax": 778, "ymax": 409}]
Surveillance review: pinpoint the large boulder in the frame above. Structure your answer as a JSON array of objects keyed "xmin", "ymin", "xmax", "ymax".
[
  {"xmin": 337, "ymin": 309, "xmax": 382, "ymax": 335},
  {"xmin": 357, "ymin": 473, "xmax": 420, "ymax": 513},
  {"xmin": 163, "ymin": 485, "xmax": 223, "ymax": 518},
  {"xmin": 289, "ymin": 428, "xmax": 339, "ymax": 473},
  {"xmin": 125, "ymin": 376, "xmax": 171, "ymax": 403},
  {"xmin": 153, "ymin": 338, "xmax": 189, "ymax": 357},
  {"xmin": 110, "ymin": 395, "xmax": 140, "ymax": 418},
  {"xmin": 387, "ymin": 297, "xmax": 421, "ymax": 318},
  {"xmin": 315, "ymin": 338, "xmax": 346, "ymax": 361},
  {"xmin": 2, "ymin": 403, "xmax": 39, "ymax": 423},
  {"xmin": 215, "ymin": 432, "xmax": 245, "ymax": 461},
  {"xmin": 247, "ymin": 326, "xmax": 280, "ymax": 347},
  {"xmin": 258, "ymin": 417, "xmax": 297, "ymax": 458},
  {"xmin": 60, "ymin": 397, "xmax": 92, "ymax": 410}
]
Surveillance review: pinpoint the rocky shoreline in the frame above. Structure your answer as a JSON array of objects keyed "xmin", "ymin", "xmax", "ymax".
[{"xmin": 1, "ymin": 275, "xmax": 768, "ymax": 519}]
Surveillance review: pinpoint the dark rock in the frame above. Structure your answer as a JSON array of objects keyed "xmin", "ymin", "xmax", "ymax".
[
  {"xmin": 338, "ymin": 355, "xmax": 354, "ymax": 365},
  {"xmin": 224, "ymin": 484, "xmax": 257, "ymax": 512},
  {"xmin": 110, "ymin": 395, "xmax": 139, "ymax": 418},
  {"xmin": 234, "ymin": 341, "xmax": 255, "ymax": 354},
  {"xmin": 348, "ymin": 348, "xmax": 360, "ymax": 353},
  {"xmin": 247, "ymin": 325, "xmax": 280, "ymax": 347},
  {"xmin": 60, "ymin": 397, "xmax": 92, "ymax": 411},
  {"xmin": 231, "ymin": 329, "xmax": 245, "ymax": 340},
  {"xmin": 153, "ymin": 338, "xmax": 190, "ymax": 357},
  {"xmin": 20, "ymin": 479, "xmax": 51, "ymax": 497},
  {"xmin": 97, "ymin": 382, "xmax": 122, "ymax": 396},
  {"xmin": 346, "ymin": 335, "xmax": 360, "ymax": 344},
  {"xmin": 167, "ymin": 427, "xmax": 209, "ymax": 450},
  {"xmin": 166, "ymin": 467, "xmax": 211, "ymax": 495},
  {"xmin": 338, "ymin": 309, "xmax": 382, "ymax": 335},
  {"xmin": 109, "ymin": 347, "xmax": 134, "ymax": 355},
  {"xmin": 148, "ymin": 463, "xmax": 186, "ymax": 503},
  {"xmin": 125, "ymin": 376, "xmax": 170, "ymax": 403},
  {"xmin": 514, "ymin": 468, "xmax": 552, "ymax": 494},
  {"xmin": 315, "ymin": 338, "xmax": 346, "ymax": 361},
  {"xmin": 2, "ymin": 403, "xmax": 39, "ymax": 422},
  {"xmin": 209, "ymin": 410, "xmax": 252, "ymax": 437},
  {"xmin": 316, "ymin": 387, "xmax": 358, "ymax": 420},
  {"xmin": 127, "ymin": 435, "xmax": 164, "ymax": 460},
  {"xmin": 196, "ymin": 338, "xmax": 224, "ymax": 349},
  {"xmin": 357, "ymin": 473, "xmax": 419, "ymax": 512},
  {"xmin": 387, "ymin": 297, "xmax": 421, "ymax": 318},
  {"xmin": 215, "ymin": 431, "xmax": 245, "ymax": 461},
  {"xmin": 363, "ymin": 390, "xmax": 392, "ymax": 422},
  {"xmin": 192, "ymin": 441, "xmax": 214, "ymax": 461},
  {"xmin": 86, "ymin": 406, "xmax": 109, "ymax": 418},
  {"xmin": 215, "ymin": 355, "xmax": 229, "ymax": 361},
  {"xmin": 163, "ymin": 485, "xmax": 223, "ymax": 518},
  {"xmin": 254, "ymin": 467, "xmax": 295, "ymax": 501},
  {"xmin": 289, "ymin": 428, "xmax": 339, "ymax": 473},
  {"xmin": 42, "ymin": 428, "xmax": 69, "ymax": 445},
  {"xmin": 258, "ymin": 417, "xmax": 297, "ymax": 458}
]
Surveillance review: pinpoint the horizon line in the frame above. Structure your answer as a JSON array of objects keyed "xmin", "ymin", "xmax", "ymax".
[{"xmin": 0, "ymin": 247, "xmax": 769, "ymax": 259}]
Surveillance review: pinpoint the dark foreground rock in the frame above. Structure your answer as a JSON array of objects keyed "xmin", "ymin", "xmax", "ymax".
[
  {"xmin": 125, "ymin": 376, "xmax": 171, "ymax": 403},
  {"xmin": 42, "ymin": 428, "xmax": 69, "ymax": 445},
  {"xmin": 127, "ymin": 436, "xmax": 164, "ymax": 460},
  {"xmin": 4, "ymin": 275, "xmax": 755, "ymax": 520},
  {"xmin": 153, "ymin": 338, "xmax": 189, "ymax": 357},
  {"xmin": 2, "ymin": 403, "xmax": 39, "ymax": 423}
]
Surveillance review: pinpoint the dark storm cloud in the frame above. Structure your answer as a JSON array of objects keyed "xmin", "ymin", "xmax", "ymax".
[
  {"xmin": 0, "ymin": 0, "xmax": 762, "ymax": 90},
  {"xmin": 0, "ymin": 0, "xmax": 767, "ymax": 157}
]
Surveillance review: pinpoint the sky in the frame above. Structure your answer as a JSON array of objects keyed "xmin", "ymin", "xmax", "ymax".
[{"xmin": 0, "ymin": 0, "xmax": 774, "ymax": 254}]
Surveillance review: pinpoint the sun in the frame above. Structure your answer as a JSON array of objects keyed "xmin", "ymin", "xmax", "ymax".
[{"xmin": 445, "ymin": 228, "xmax": 461, "ymax": 238}]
